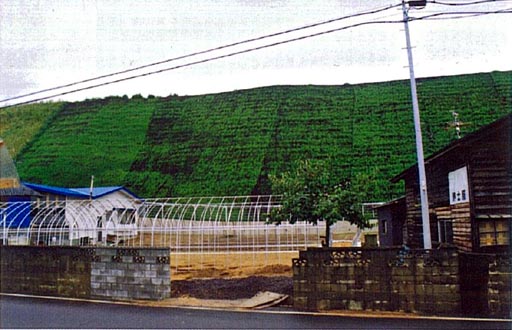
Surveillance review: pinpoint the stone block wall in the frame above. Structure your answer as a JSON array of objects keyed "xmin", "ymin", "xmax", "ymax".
[
  {"xmin": 293, "ymin": 247, "xmax": 461, "ymax": 315},
  {"xmin": 0, "ymin": 246, "xmax": 170, "ymax": 301}
]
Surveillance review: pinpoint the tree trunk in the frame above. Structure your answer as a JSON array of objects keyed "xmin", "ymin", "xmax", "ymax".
[{"xmin": 324, "ymin": 222, "xmax": 331, "ymax": 247}]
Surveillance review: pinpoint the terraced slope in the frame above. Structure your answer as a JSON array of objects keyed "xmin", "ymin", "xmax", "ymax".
[{"xmin": 10, "ymin": 71, "xmax": 512, "ymax": 199}]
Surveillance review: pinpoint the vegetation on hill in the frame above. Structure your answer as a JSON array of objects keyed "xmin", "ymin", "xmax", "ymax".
[
  {"xmin": 15, "ymin": 96, "xmax": 156, "ymax": 187},
  {"xmin": 8, "ymin": 71, "xmax": 511, "ymax": 200},
  {"xmin": 0, "ymin": 102, "xmax": 62, "ymax": 158}
]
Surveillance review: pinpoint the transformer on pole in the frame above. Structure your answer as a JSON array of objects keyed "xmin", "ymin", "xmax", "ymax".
[{"xmin": 402, "ymin": 0, "xmax": 432, "ymax": 249}]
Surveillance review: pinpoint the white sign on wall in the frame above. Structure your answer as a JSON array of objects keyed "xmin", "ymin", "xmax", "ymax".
[{"xmin": 448, "ymin": 166, "xmax": 469, "ymax": 205}]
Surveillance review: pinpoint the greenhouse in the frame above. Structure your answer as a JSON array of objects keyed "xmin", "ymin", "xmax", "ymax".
[{"xmin": 1, "ymin": 195, "xmax": 324, "ymax": 252}]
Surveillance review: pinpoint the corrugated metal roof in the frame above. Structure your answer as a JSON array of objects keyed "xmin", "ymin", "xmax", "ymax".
[{"xmin": 22, "ymin": 182, "xmax": 139, "ymax": 199}]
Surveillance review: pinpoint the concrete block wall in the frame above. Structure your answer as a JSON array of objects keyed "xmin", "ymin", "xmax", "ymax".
[
  {"xmin": 0, "ymin": 246, "xmax": 170, "ymax": 301},
  {"xmin": 488, "ymin": 255, "xmax": 511, "ymax": 318},
  {"xmin": 390, "ymin": 248, "xmax": 460, "ymax": 314},
  {"xmin": 90, "ymin": 248, "xmax": 170, "ymax": 300},
  {"xmin": 0, "ymin": 246, "xmax": 91, "ymax": 298},
  {"xmin": 293, "ymin": 247, "xmax": 461, "ymax": 315},
  {"xmin": 459, "ymin": 252, "xmax": 512, "ymax": 318}
]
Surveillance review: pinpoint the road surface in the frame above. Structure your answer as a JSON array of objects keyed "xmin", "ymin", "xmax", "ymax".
[{"xmin": 1, "ymin": 295, "xmax": 510, "ymax": 329}]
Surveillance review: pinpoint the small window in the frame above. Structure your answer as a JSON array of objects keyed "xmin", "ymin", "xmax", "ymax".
[
  {"xmin": 382, "ymin": 219, "xmax": 388, "ymax": 235},
  {"xmin": 438, "ymin": 220, "xmax": 453, "ymax": 244}
]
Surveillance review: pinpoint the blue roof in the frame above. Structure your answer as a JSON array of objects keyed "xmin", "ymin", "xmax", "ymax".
[{"xmin": 22, "ymin": 182, "xmax": 140, "ymax": 200}]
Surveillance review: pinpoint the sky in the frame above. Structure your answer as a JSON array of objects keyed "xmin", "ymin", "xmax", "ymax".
[{"xmin": 0, "ymin": 0, "xmax": 511, "ymax": 106}]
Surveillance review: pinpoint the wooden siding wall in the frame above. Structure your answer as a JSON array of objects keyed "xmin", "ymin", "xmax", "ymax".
[
  {"xmin": 403, "ymin": 180, "xmax": 423, "ymax": 248},
  {"xmin": 434, "ymin": 204, "xmax": 472, "ymax": 251},
  {"xmin": 402, "ymin": 116, "xmax": 511, "ymax": 252},
  {"xmin": 469, "ymin": 127, "xmax": 511, "ymax": 249}
]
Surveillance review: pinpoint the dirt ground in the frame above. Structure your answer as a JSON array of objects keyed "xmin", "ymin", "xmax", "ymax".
[
  {"xmin": 171, "ymin": 275, "xmax": 293, "ymax": 300},
  {"xmin": 170, "ymin": 251, "xmax": 296, "ymax": 279},
  {"xmin": 168, "ymin": 242, "xmax": 357, "ymax": 301},
  {"xmin": 163, "ymin": 224, "xmax": 369, "ymax": 301},
  {"xmin": 169, "ymin": 251, "xmax": 295, "ymax": 301}
]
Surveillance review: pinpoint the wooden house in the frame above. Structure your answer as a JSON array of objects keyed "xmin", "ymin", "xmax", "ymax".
[
  {"xmin": 376, "ymin": 196, "xmax": 406, "ymax": 247},
  {"xmin": 390, "ymin": 114, "xmax": 511, "ymax": 252}
]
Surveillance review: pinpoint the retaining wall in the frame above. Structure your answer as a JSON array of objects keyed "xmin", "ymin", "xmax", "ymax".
[
  {"xmin": 0, "ymin": 246, "xmax": 170, "ymax": 301},
  {"xmin": 293, "ymin": 247, "xmax": 511, "ymax": 318}
]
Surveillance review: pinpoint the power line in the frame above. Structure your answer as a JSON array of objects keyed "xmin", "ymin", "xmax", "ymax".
[
  {"xmin": 0, "ymin": 18, "xmax": 404, "ymax": 109},
  {"xmin": 1, "ymin": 7, "xmax": 510, "ymax": 109},
  {"xmin": 410, "ymin": 7, "xmax": 512, "ymax": 20},
  {"xmin": 428, "ymin": 0, "xmax": 512, "ymax": 6},
  {"xmin": 0, "ymin": 3, "xmax": 402, "ymax": 104}
]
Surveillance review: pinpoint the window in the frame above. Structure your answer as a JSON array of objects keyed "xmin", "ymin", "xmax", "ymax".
[
  {"xmin": 479, "ymin": 220, "xmax": 510, "ymax": 247},
  {"xmin": 438, "ymin": 220, "xmax": 453, "ymax": 244},
  {"xmin": 382, "ymin": 219, "xmax": 388, "ymax": 235}
]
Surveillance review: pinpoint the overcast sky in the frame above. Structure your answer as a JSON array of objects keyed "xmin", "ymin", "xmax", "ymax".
[{"xmin": 1, "ymin": 0, "xmax": 511, "ymax": 106}]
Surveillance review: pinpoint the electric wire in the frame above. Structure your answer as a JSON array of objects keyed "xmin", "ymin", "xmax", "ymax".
[
  {"xmin": 1, "ymin": 5, "xmax": 510, "ymax": 109},
  {"xmin": 0, "ymin": 18, "xmax": 404, "ymax": 109},
  {"xmin": 410, "ymin": 7, "xmax": 512, "ymax": 20},
  {"xmin": 0, "ymin": 2, "xmax": 402, "ymax": 104},
  {"xmin": 428, "ymin": 0, "xmax": 512, "ymax": 6}
]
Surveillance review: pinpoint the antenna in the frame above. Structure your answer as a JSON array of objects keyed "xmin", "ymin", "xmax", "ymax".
[
  {"xmin": 89, "ymin": 175, "xmax": 94, "ymax": 200},
  {"xmin": 446, "ymin": 111, "xmax": 472, "ymax": 139},
  {"xmin": 452, "ymin": 111, "xmax": 461, "ymax": 139}
]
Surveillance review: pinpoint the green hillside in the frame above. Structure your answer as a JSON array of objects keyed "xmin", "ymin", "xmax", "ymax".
[
  {"xmin": 9, "ymin": 71, "xmax": 512, "ymax": 200},
  {"xmin": 14, "ymin": 96, "xmax": 156, "ymax": 187},
  {"xmin": 0, "ymin": 102, "xmax": 63, "ymax": 157}
]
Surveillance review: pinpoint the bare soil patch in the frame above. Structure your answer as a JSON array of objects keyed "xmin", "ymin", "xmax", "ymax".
[
  {"xmin": 169, "ymin": 252, "xmax": 294, "ymax": 302},
  {"xmin": 171, "ymin": 275, "xmax": 293, "ymax": 300},
  {"xmin": 170, "ymin": 251, "xmax": 296, "ymax": 280}
]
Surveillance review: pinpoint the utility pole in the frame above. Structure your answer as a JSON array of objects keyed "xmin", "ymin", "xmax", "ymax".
[{"xmin": 402, "ymin": 0, "xmax": 432, "ymax": 249}]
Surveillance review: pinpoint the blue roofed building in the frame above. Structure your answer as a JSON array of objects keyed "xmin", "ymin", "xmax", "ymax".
[
  {"xmin": 17, "ymin": 182, "xmax": 142, "ymax": 246},
  {"xmin": 1, "ymin": 139, "xmax": 142, "ymax": 246}
]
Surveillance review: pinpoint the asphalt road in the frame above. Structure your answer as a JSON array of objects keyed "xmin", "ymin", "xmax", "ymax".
[{"xmin": 1, "ymin": 295, "xmax": 510, "ymax": 329}]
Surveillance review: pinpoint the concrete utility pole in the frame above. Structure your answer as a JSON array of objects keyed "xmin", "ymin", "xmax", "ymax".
[{"xmin": 402, "ymin": 0, "xmax": 432, "ymax": 249}]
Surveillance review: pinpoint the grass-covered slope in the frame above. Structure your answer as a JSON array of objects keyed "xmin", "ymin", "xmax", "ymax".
[
  {"xmin": 0, "ymin": 102, "xmax": 63, "ymax": 158},
  {"xmin": 127, "ymin": 71, "xmax": 511, "ymax": 199},
  {"xmin": 11, "ymin": 71, "xmax": 512, "ymax": 199},
  {"xmin": 15, "ymin": 96, "xmax": 156, "ymax": 187},
  {"xmin": 127, "ymin": 90, "xmax": 278, "ymax": 197}
]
